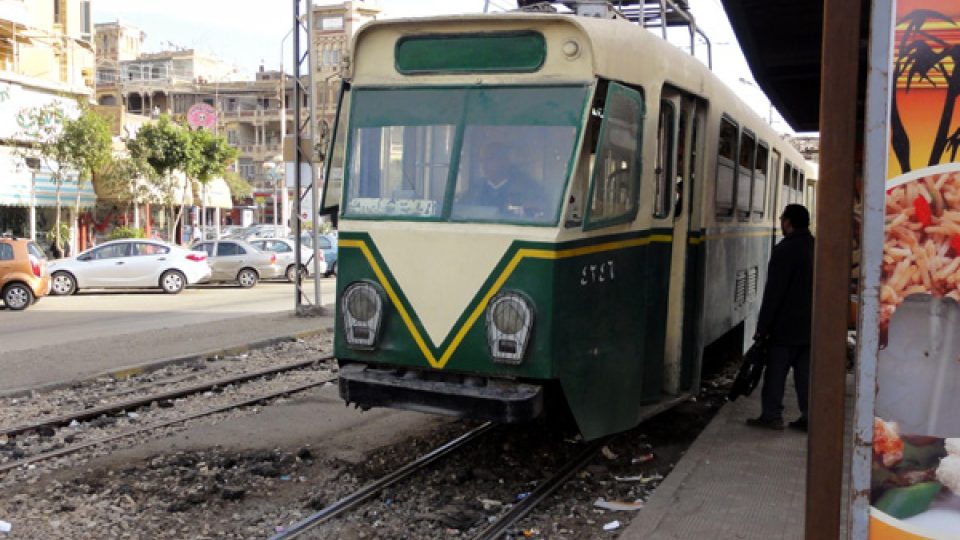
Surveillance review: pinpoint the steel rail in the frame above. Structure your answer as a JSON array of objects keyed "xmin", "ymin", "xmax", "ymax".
[
  {"xmin": 0, "ymin": 375, "xmax": 338, "ymax": 474},
  {"xmin": 1, "ymin": 355, "xmax": 333, "ymax": 439},
  {"xmin": 270, "ymin": 422, "xmax": 497, "ymax": 540},
  {"xmin": 471, "ymin": 437, "xmax": 610, "ymax": 540}
]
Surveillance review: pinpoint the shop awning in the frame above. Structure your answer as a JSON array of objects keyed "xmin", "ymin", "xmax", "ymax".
[
  {"xmin": 0, "ymin": 148, "xmax": 97, "ymax": 208},
  {"xmin": 200, "ymin": 177, "xmax": 232, "ymax": 209},
  {"xmin": 33, "ymin": 175, "xmax": 98, "ymax": 208}
]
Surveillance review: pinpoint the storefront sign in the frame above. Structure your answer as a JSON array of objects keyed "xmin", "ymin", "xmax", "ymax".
[
  {"xmin": 0, "ymin": 82, "xmax": 79, "ymax": 141},
  {"xmin": 861, "ymin": 1, "xmax": 960, "ymax": 537},
  {"xmin": 186, "ymin": 103, "xmax": 216, "ymax": 130}
]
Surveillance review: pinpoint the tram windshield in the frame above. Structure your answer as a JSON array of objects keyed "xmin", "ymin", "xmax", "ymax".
[{"xmin": 343, "ymin": 86, "xmax": 586, "ymax": 225}]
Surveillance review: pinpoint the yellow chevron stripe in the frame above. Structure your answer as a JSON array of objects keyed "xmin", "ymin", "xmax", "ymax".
[
  {"xmin": 339, "ymin": 239, "xmax": 442, "ymax": 367},
  {"xmin": 340, "ymin": 234, "xmax": 668, "ymax": 369}
]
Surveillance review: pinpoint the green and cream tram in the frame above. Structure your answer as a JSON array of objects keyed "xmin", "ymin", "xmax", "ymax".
[{"xmin": 320, "ymin": 11, "xmax": 817, "ymax": 440}]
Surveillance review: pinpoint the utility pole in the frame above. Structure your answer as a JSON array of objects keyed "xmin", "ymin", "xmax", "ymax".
[{"xmin": 292, "ymin": 0, "xmax": 323, "ymax": 315}]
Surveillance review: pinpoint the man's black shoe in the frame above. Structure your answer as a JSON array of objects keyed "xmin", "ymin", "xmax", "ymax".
[
  {"xmin": 746, "ymin": 417, "xmax": 784, "ymax": 430},
  {"xmin": 789, "ymin": 418, "xmax": 808, "ymax": 432}
]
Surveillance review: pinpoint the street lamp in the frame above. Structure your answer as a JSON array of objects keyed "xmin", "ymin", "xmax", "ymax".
[{"xmin": 262, "ymin": 155, "xmax": 285, "ymax": 232}]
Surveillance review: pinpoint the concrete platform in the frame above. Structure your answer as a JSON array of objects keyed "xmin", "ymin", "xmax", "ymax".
[{"xmin": 622, "ymin": 381, "xmax": 807, "ymax": 539}]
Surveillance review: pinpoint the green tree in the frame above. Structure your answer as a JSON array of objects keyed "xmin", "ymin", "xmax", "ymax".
[
  {"xmin": 95, "ymin": 156, "xmax": 153, "ymax": 231},
  {"xmin": 223, "ymin": 171, "xmax": 252, "ymax": 201},
  {"xmin": 16, "ymin": 105, "xmax": 67, "ymax": 250},
  {"xmin": 15, "ymin": 104, "xmax": 112, "ymax": 252},
  {"xmin": 61, "ymin": 108, "xmax": 113, "ymax": 228},
  {"xmin": 128, "ymin": 115, "xmax": 193, "ymax": 242},
  {"xmin": 185, "ymin": 128, "xmax": 238, "ymax": 230}
]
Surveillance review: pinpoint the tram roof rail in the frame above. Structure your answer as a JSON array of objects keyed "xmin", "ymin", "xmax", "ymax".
[{"xmin": 510, "ymin": 0, "xmax": 712, "ymax": 69}]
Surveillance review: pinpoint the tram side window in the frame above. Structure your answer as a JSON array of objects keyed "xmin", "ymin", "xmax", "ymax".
[
  {"xmin": 584, "ymin": 82, "xmax": 644, "ymax": 229},
  {"xmin": 654, "ymin": 101, "xmax": 675, "ymax": 219},
  {"xmin": 752, "ymin": 142, "xmax": 768, "ymax": 216},
  {"xmin": 715, "ymin": 118, "xmax": 737, "ymax": 217},
  {"xmin": 322, "ymin": 85, "xmax": 350, "ymax": 214},
  {"xmin": 790, "ymin": 168, "xmax": 800, "ymax": 203},
  {"xmin": 735, "ymin": 131, "xmax": 755, "ymax": 218},
  {"xmin": 769, "ymin": 150, "xmax": 781, "ymax": 214},
  {"xmin": 674, "ymin": 107, "xmax": 688, "ymax": 218},
  {"xmin": 797, "ymin": 171, "xmax": 805, "ymax": 204},
  {"xmin": 806, "ymin": 181, "xmax": 816, "ymax": 218},
  {"xmin": 781, "ymin": 162, "xmax": 793, "ymax": 210}
]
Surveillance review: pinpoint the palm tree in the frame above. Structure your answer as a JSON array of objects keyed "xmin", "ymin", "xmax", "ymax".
[
  {"xmin": 944, "ymin": 126, "xmax": 960, "ymax": 162},
  {"xmin": 890, "ymin": 9, "xmax": 954, "ymax": 173},
  {"xmin": 928, "ymin": 44, "xmax": 960, "ymax": 166}
]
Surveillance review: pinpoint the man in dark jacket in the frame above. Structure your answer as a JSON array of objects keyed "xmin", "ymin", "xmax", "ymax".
[{"xmin": 747, "ymin": 204, "xmax": 814, "ymax": 432}]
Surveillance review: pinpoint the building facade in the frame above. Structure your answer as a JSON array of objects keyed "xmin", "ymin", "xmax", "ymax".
[
  {"xmin": 0, "ymin": 0, "xmax": 96, "ymax": 253},
  {"xmin": 85, "ymin": 1, "xmax": 380, "ymax": 233},
  {"xmin": 311, "ymin": 1, "xmax": 380, "ymax": 136}
]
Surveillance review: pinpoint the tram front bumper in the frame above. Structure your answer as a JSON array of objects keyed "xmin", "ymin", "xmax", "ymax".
[{"xmin": 338, "ymin": 363, "xmax": 544, "ymax": 424}]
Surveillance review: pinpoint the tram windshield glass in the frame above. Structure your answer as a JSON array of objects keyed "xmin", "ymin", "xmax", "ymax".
[{"xmin": 344, "ymin": 86, "xmax": 586, "ymax": 225}]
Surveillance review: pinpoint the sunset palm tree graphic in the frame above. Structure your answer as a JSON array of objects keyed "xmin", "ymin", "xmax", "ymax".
[{"xmin": 891, "ymin": 8, "xmax": 960, "ymax": 173}]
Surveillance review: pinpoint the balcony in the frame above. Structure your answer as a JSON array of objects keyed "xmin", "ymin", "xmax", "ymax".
[
  {"xmin": 220, "ymin": 104, "xmax": 309, "ymax": 122},
  {"xmin": 235, "ymin": 143, "xmax": 282, "ymax": 160}
]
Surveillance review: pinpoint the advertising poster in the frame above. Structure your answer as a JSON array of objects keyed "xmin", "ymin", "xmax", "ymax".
[{"xmin": 870, "ymin": 1, "xmax": 960, "ymax": 537}]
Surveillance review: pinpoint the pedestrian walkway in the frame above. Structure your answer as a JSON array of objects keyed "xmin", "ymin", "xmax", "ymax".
[{"xmin": 621, "ymin": 383, "xmax": 807, "ymax": 540}]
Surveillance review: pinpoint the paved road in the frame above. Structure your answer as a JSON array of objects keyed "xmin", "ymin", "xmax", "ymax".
[{"xmin": 0, "ymin": 279, "xmax": 337, "ymax": 395}]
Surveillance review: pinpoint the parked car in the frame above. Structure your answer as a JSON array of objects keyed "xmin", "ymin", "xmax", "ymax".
[
  {"xmin": 223, "ymin": 224, "xmax": 286, "ymax": 242},
  {"xmin": 220, "ymin": 225, "xmax": 246, "ymax": 239},
  {"xmin": 0, "ymin": 236, "xmax": 51, "ymax": 310},
  {"xmin": 48, "ymin": 239, "xmax": 210, "ymax": 295},
  {"xmin": 298, "ymin": 232, "xmax": 338, "ymax": 277},
  {"xmin": 249, "ymin": 238, "xmax": 327, "ymax": 282},
  {"xmin": 191, "ymin": 240, "xmax": 282, "ymax": 288}
]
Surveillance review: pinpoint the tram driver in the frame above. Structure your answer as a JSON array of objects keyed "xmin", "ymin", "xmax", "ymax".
[{"xmin": 458, "ymin": 142, "xmax": 547, "ymax": 219}]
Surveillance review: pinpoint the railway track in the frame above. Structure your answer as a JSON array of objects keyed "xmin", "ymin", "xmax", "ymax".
[
  {"xmin": 269, "ymin": 422, "xmax": 497, "ymax": 540},
  {"xmin": 1, "ymin": 356, "xmax": 333, "ymax": 439},
  {"xmin": 269, "ymin": 395, "xmax": 693, "ymax": 539},
  {"xmin": 268, "ymin": 424, "xmax": 609, "ymax": 540},
  {"xmin": 0, "ymin": 357, "xmax": 337, "ymax": 474},
  {"xmin": 471, "ymin": 437, "xmax": 610, "ymax": 540}
]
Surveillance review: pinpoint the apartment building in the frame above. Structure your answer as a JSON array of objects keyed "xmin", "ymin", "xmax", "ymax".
[
  {"xmin": 312, "ymin": 0, "xmax": 379, "ymax": 135},
  {"xmin": 87, "ymin": 1, "xmax": 380, "ymax": 229},
  {"xmin": 0, "ymin": 0, "xmax": 96, "ymax": 250},
  {"xmin": 94, "ymin": 21, "xmax": 241, "ymax": 118}
]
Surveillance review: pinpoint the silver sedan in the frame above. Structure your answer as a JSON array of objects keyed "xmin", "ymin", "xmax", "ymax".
[
  {"xmin": 191, "ymin": 240, "xmax": 283, "ymax": 288},
  {"xmin": 248, "ymin": 238, "xmax": 327, "ymax": 282}
]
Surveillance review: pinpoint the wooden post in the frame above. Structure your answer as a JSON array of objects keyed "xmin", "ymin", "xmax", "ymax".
[{"xmin": 805, "ymin": 0, "xmax": 862, "ymax": 537}]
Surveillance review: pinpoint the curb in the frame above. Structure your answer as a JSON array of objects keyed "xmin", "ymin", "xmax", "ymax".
[{"xmin": 0, "ymin": 328, "xmax": 331, "ymax": 399}]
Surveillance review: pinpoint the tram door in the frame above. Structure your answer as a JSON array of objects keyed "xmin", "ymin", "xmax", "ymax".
[{"xmin": 662, "ymin": 91, "xmax": 702, "ymax": 395}]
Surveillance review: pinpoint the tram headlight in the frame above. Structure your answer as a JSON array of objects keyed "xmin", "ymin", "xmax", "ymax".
[
  {"xmin": 485, "ymin": 292, "xmax": 534, "ymax": 364},
  {"xmin": 342, "ymin": 281, "xmax": 384, "ymax": 348}
]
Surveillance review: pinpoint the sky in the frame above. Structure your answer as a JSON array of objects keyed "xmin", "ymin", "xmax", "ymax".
[{"xmin": 92, "ymin": 0, "xmax": 790, "ymax": 132}]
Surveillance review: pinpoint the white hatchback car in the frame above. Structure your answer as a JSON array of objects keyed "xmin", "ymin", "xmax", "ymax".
[{"xmin": 48, "ymin": 239, "xmax": 211, "ymax": 295}]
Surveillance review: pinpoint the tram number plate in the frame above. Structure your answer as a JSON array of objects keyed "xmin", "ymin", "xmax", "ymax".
[{"xmin": 580, "ymin": 261, "xmax": 615, "ymax": 286}]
